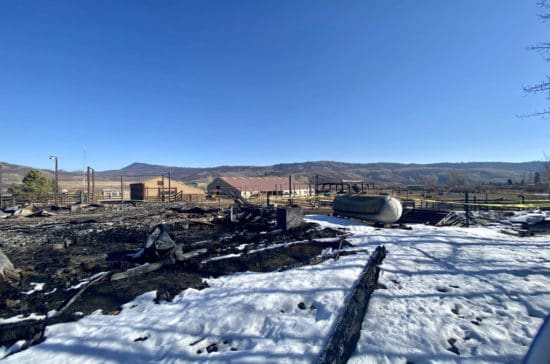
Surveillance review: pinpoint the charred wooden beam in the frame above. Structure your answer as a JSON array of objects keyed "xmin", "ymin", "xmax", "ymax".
[{"xmin": 317, "ymin": 245, "xmax": 386, "ymax": 364}]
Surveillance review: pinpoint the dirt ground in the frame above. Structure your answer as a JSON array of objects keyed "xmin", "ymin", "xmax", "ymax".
[{"xmin": 0, "ymin": 202, "xmax": 345, "ymax": 346}]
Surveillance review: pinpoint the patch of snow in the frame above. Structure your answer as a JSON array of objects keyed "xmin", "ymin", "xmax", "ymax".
[
  {"xmin": 509, "ymin": 213, "xmax": 545, "ymax": 225},
  {"xmin": 3, "ymin": 246, "xmax": 369, "ymax": 363},
  {"xmin": 3, "ymin": 215, "xmax": 549, "ymax": 363},
  {"xmin": 314, "ymin": 237, "xmax": 341, "ymax": 243},
  {"xmin": 22, "ymin": 282, "xmax": 45, "ymax": 295},
  {"xmin": 247, "ymin": 239, "xmax": 310, "ymax": 254},
  {"xmin": 0, "ymin": 313, "xmax": 46, "ymax": 324},
  {"xmin": 303, "ymin": 217, "xmax": 550, "ymax": 364},
  {"xmin": 1, "ymin": 340, "xmax": 27, "ymax": 358},
  {"xmin": 66, "ymin": 271, "xmax": 110, "ymax": 291},
  {"xmin": 201, "ymin": 253, "xmax": 242, "ymax": 263}
]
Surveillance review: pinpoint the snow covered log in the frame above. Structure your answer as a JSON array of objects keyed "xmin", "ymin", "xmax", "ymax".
[{"xmin": 332, "ymin": 194, "xmax": 403, "ymax": 224}]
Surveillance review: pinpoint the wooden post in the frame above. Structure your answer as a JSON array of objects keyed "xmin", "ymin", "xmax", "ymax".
[
  {"xmin": 49, "ymin": 155, "xmax": 59, "ymax": 204},
  {"xmin": 87, "ymin": 167, "xmax": 91, "ymax": 203},
  {"xmin": 168, "ymin": 172, "xmax": 171, "ymax": 203},
  {"xmin": 288, "ymin": 175, "xmax": 292, "ymax": 205},
  {"xmin": 465, "ymin": 192, "xmax": 470, "ymax": 226},
  {"xmin": 92, "ymin": 169, "xmax": 95, "ymax": 203},
  {"xmin": 315, "ymin": 175, "xmax": 319, "ymax": 196}
]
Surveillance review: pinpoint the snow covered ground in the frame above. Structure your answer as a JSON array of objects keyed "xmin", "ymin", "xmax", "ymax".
[{"xmin": 2, "ymin": 215, "xmax": 550, "ymax": 363}]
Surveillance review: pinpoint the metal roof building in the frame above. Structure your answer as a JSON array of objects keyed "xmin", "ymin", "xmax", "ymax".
[{"xmin": 207, "ymin": 176, "xmax": 311, "ymax": 198}]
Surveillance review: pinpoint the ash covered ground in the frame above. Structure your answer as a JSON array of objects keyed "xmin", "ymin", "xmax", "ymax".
[{"xmin": 0, "ymin": 202, "xmax": 344, "ymax": 344}]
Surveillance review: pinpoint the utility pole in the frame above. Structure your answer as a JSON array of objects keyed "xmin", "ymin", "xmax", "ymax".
[
  {"xmin": 49, "ymin": 155, "xmax": 58, "ymax": 204},
  {"xmin": 87, "ymin": 166, "xmax": 95, "ymax": 203}
]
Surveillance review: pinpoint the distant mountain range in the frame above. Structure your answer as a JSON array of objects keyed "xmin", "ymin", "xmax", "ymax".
[{"xmin": 0, "ymin": 160, "xmax": 543, "ymax": 188}]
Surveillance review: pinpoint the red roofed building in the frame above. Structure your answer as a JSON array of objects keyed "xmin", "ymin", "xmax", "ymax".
[{"xmin": 207, "ymin": 176, "xmax": 311, "ymax": 199}]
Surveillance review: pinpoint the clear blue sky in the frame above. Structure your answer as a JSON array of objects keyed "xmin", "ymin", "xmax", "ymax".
[{"xmin": 0, "ymin": 0, "xmax": 548, "ymax": 171}]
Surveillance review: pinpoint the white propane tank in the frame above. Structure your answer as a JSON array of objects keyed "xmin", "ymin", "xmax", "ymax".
[{"xmin": 332, "ymin": 194, "xmax": 403, "ymax": 224}]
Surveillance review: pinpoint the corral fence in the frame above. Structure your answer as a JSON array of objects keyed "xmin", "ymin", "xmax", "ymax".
[
  {"xmin": 242, "ymin": 190, "xmax": 550, "ymax": 213},
  {"xmin": 0, "ymin": 192, "xmax": 87, "ymax": 207},
  {"xmin": 4, "ymin": 187, "xmax": 550, "ymax": 214}
]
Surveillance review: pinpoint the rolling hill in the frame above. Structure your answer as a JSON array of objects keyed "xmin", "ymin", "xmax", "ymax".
[{"xmin": 1, "ymin": 160, "xmax": 543, "ymax": 189}]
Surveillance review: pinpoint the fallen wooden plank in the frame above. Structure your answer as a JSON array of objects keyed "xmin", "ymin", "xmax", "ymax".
[
  {"xmin": 188, "ymin": 218, "xmax": 214, "ymax": 226},
  {"xmin": 175, "ymin": 248, "xmax": 208, "ymax": 262},
  {"xmin": 54, "ymin": 272, "xmax": 111, "ymax": 317},
  {"xmin": 110, "ymin": 258, "xmax": 173, "ymax": 281}
]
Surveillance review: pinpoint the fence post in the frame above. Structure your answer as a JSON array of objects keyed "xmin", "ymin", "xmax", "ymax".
[{"xmin": 465, "ymin": 192, "xmax": 470, "ymax": 227}]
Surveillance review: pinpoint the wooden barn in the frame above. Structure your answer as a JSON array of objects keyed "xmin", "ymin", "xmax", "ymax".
[{"xmin": 130, "ymin": 176, "xmax": 205, "ymax": 202}]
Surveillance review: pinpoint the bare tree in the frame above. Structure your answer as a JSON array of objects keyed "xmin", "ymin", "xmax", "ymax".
[
  {"xmin": 524, "ymin": 1, "xmax": 550, "ymax": 117},
  {"xmin": 448, "ymin": 170, "xmax": 467, "ymax": 186},
  {"xmin": 540, "ymin": 154, "xmax": 550, "ymax": 190},
  {"xmin": 420, "ymin": 174, "xmax": 439, "ymax": 186}
]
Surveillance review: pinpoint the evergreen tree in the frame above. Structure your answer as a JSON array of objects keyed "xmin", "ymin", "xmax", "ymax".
[{"xmin": 8, "ymin": 169, "xmax": 54, "ymax": 197}]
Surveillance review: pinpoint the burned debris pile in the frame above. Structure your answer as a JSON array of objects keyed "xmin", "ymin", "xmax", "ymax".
[
  {"xmin": 0, "ymin": 202, "xmax": 349, "ymax": 350},
  {"xmin": 499, "ymin": 212, "xmax": 550, "ymax": 236},
  {"xmin": 398, "ymin": 208, "xmax": 465, "ymax": 226}
]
